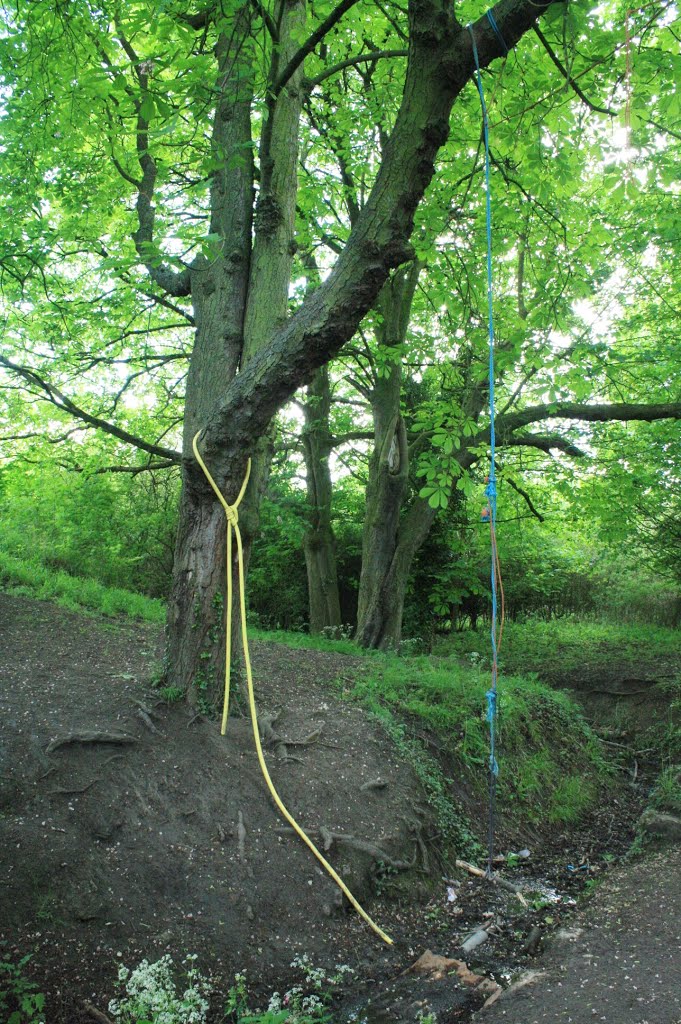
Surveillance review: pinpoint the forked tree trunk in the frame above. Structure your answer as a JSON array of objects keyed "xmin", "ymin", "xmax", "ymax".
[
  {"xmin": 165, "ymin": 0, "xmax": 305, "ymax": 707},
  {"xmin": 302, "ymin": 367, "xmax": 342, "ymax": 633},
  {"xmin": 355, "ymin": 492, "xmax": 439, "ymax": 649}
]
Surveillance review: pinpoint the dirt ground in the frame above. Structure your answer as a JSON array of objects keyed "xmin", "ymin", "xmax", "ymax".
[
  {"xmin": 0, "ymin": 592, "xmax": 678, "ymax": 1024},
  {"xmin": 474, "ymin": 844, "xmax": 681, "ymax": 1024}
]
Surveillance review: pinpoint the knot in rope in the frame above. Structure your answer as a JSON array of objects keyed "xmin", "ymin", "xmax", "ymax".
[
  {"xmin": 485, "ymin": 686, "xmax": 497, "ymax": 724},
  {"xmin": 224, "ymin": 504, "xmax": 239, "ymax": 528},
  {"xmin": 192, "ymin": 431, "xmax": 250, "ymax": 521}
]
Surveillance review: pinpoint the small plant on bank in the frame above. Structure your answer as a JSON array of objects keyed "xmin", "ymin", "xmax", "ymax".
[
  {"xmin": 225, "ymin": 957, "xmax": 355, "ymax": 1024},
  {"xmin": 156, "ymin": 685, "xmax": 185, "ymax": 704},
  {"xmin": 0, "ymin": 955, "xmax": 45, "ymax": 1024},
  {"xmin": 650, "ymin": 765, "xmax": 681, "ymax": 815},
  {"xmin": 108, "ymin": 954, "xmax": 211, "ymax": 1024}
]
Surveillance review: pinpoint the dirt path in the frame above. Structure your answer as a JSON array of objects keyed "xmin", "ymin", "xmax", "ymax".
[{"xmin": 476, "ymin": 847, "xmax": 681, "ymax": 1024}]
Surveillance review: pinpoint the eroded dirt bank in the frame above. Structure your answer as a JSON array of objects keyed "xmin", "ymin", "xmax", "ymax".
[{"xmin": 0, "ymin": 593, "xmax": 675, "ymax": 1024}]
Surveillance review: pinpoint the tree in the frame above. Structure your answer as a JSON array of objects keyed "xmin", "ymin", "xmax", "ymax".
[
  {"xmin": 286, "ymin": 1, "xmax": 681, "ymax": 649},
  {"xmin": 301, "ymin": 366, "xmax": 343, "ymax": 633},
  {"xmin": 1, "ymin": 0, "xmax": 679, "ymax": 699}
]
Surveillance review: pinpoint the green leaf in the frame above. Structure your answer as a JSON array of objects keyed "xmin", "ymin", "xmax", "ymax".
[{"xmin": 140, "ymin": 95, "xmax": 155, "ymax": 122}]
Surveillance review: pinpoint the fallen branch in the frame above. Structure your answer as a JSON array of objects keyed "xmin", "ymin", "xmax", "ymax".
[
  {"xmin": 455, "ymin": 859, "xmax": 528, "ymax": 905},
  {"xmin": 456, "ymin": 858, "xmax": 486, "ymax": 878},
  {"xmin": 46, "ymin": 731, "xmax": 137, "ymax": 754}
]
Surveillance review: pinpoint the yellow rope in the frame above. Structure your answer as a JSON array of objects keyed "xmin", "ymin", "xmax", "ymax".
[{"xmin": 191, "ymin": 432, "xmax": 393, "ymax": 945}]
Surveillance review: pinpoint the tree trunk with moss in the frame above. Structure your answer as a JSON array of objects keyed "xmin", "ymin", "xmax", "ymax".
[
  {"xmin": 355, "ymin": 263, "xmax": 424, "ymax": 649},
  {"xmin": 302, "ymin": 367, "xmax": 343, "ymax": 634}
]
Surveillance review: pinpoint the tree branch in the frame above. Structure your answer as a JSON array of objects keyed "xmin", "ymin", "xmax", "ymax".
[
  {"xmin": 114, "ymin": 24, "xmax": 192, "ymax": 299},
  {"xmin": 330, "ymin": 429, "xmax": 375, "ymax": 447},
  {"xmin": 498, "ymin": 401, "xmax": 681, "ymax": 438},
  {"xmin": 178, "ymin": 7, "xmax": 214, "ymax": 30},
  {"xmin": 70, "ymin": 461, "xmax": 177, "ymax": 475},
  {"xmin": 305, "ymin": 49, "xmax": 408, "ymax": 91},
  {"xmin": 94, "ymin": 243, "xmax": 194, "ymax": 321},
  {"xmin": 274, "ymin": 0, "xmax": 363, "ymax": 98},
  {"xmin": 505, "ymin": 434, "xmax": 585, "ymax": 458},
  {"xmin": 198, "ymin": 0, "xmax": 559, "ymax": 472},
  {"xmin": 532, "ymin": 25, "xmax": 616, "ymax": 116},
  {"xmin": 0, "ymin": 356, "xmax": 182, "ymax": 464},
  {"xmin": 250, "ymin": 0, "xmax": 279, "ymax": 40},
  {"xmin": 505, "ymin": 476, "xmax": 545, "ymax": 521}
]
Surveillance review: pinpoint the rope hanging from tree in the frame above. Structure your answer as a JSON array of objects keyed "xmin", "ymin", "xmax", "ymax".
[
  {"xmin": 192, "ymin": 432, "xmax": 393, "ymax": 945},
  {"xmin": 468, "ymin": 16, "xmax": 506, "ymax": 879}
]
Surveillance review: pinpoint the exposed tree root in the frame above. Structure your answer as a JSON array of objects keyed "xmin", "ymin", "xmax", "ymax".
[
  {"xmin": 49, "ymin": 779, "xmax": 101, "ymax": 796},
  {"xmin": 276, "ymin": 825, "xmax": 418, "ymax": 870},
  {"xmin": 360, "ymin": 778, "xmax": 388, "ymax": 792},
  {"xmin": 136, "ymin": 708, "xmax": 163, "ymax": 735},
  {"xmin": 46, "ymin": 731, "xmax": 137, "ymax": 754},
  {"xmin": 259, "ymin": 713, "xmax": 328, "ymax": 761},
  {"xmin": 82, "ymin": 1001, "xmax": 114, "ymax": 1024}
]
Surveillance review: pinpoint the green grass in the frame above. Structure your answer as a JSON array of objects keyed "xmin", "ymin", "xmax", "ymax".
[
  {"xmin": 0, "ymin": 546, "xmax": 165, "ymax": 623},
  {"xmin": 436, "ymin": 617, "xmax": 681, "ymax": 679},
  {"xmin": 249, "ymin": 624, "xmax": 376, "ymax": 657},
  {"xmin": 252, "ymin": 624, "xmax": 610, "ymax": 829},
  {"xmin": 343, "ymin": 653, "xmax": 608, "ymax": 827},
  {"xmin": 650, "ymin": 765, "xmax": 681, "ymax": 815}
]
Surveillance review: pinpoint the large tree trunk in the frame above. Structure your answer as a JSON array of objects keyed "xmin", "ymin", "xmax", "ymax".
[
  {"xmin": 166, "ymin": 0, "xmax": 305, "ymax": 708},
  {"xmin": 165, "ymin": 11, "xmax": 254, "ymax": 707},
  {"xmin": 302, "ymin": 367, "xmax": 342, "ymax": 633},
  {"xmin": 356, "ymin": 497, "xmax": 439, "ymax": 648},
  {"xmin": 355, "ymin": 263, "xmax": 421, "ymax": 649}
]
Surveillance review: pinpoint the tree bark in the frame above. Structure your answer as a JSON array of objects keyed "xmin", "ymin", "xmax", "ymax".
[
  {"xmin": 355, "ymin": 263, "xmax": 420, "ymax": 649},
  {"xmin": 166, "ymin": 7, "xmax": 255, "ymax": 705},
  {"xmin": 302, "ymin": 367, "xmax": 343, "ymax": 633},
  {"xmin": 165, "ymin": 0, "xmax": 308, "ymax": 707},
  {"xmin": 356, "ymin": 496, "xmax": 439, "ymax": 649}
]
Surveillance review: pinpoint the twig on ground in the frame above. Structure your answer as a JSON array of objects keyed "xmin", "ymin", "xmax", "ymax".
[{"xmin": 49, "ymin": 779, "xmax": 100, "ymax": 796}]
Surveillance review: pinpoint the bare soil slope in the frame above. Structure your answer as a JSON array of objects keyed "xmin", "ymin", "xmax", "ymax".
[{"xmin": 0, "ymin": 593, "xmax": 433, "ymax": 1020}]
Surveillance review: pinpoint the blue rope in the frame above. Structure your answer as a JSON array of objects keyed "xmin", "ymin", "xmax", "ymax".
[
  {"xmin": 486, "ymin": 11, "xmax": 509, "ymax": 56},
  {"xmin": 468, "ymin": 21, "xmax": 500, "ymax": 878}
]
